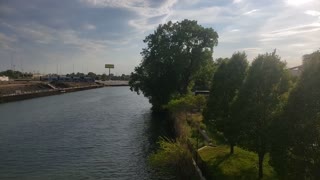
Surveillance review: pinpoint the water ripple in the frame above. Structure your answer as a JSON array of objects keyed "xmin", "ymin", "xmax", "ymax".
[{"xmin": 0, "ymin": 87, "xmax": 168, "ymax": 180}]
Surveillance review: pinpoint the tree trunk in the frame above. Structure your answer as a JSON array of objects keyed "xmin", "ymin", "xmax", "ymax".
[
  {"xmin": 230, "ymin": 143, "xmax": 234, "ymax": 154},
  {"xmin": 258, "ymin": 152, "xmax": 265, "ymax": 179}
]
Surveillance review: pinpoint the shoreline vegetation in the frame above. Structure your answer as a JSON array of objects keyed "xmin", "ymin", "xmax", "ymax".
[
  {"xmin": 129, "ymin": 19, "xmax": 320, "ymax": 179},
  {"xmin": 149, "ymin": 95, "xmax": 277, "ymax": 179}
]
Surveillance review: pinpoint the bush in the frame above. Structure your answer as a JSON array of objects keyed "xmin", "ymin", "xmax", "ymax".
[{"xmin": 149, "ymin": 138, "xmax": 198, "ymax": 179}]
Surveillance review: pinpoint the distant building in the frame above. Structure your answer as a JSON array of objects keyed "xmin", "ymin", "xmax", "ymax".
[
  {"xmin": 32, "ymin": 73, "xmax": 44, "ymax": 80},
  {"xmin": 288, "ymin": 65, "xmax": 303, "ymax": 77},
  {"xmin": 40, "ymin": 75, "xmax": 94, "ymax": 83},
  {"xmin": 0, "ymin": 76, "xmax": 9, "ymax": 81}
]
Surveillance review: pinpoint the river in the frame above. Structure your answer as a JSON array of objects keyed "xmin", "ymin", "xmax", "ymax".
[{"xmin": 0, "ymin": 87, "xmax": 172, "ymax": 179}]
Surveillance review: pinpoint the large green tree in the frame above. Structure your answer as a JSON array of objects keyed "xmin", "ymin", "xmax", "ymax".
[
  {"xmin": 271, "ymin": 50, "xmax": 320, "ymax": 179},
  {"xmin": 204, "ymin": 52, "xmax": 248, "ymax": 154},
  {"xmin": 129, "ymin": 20, "xmax": 218, "ymax": 111},
  {"xmin": 192, "ymin": 54, "xmax": 216, "ymax": 91},
  {"xmin": 234, "ymin": 51, "xmax": 290, "ymax": 179}
]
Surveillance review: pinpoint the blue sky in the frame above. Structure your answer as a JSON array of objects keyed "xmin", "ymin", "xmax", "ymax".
[{"xmin": 0, "ymin": 0, "xmax": 319, "ymax": 74}]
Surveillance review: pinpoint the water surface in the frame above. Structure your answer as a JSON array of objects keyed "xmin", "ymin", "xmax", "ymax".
[{"xmin": 0, "ymin": 87, "xmax": 170, "ymax": 179}]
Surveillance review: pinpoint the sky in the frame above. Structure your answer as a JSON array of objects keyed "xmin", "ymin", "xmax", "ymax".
[{"xmin": 0, "ymin": 0, "xmax": 319, "ymax": 75}]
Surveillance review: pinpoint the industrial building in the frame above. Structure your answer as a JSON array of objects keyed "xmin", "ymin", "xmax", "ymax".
[
  {"xmin": 40, "ymin": 75, "xmax": 94, "ymax": 82},
  {"xmin": 0, "ymin": 76, "xmax": 9, "ymax": 81}
]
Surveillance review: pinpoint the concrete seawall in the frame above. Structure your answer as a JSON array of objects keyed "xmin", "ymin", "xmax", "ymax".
[
  {"xmin": 96, "ymin": 80, "xmax": 129, "ymax": 86},
  {"xmin": 0, "ymin": 85, "xmax": 103, "ymax": 103}
]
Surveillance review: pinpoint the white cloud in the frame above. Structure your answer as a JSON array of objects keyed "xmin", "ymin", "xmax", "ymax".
[
  {"xmin": 80, "ymin": 0, "xmax": 178, "ymax": 32},
  {"xmin": 262, "ymin": 23, "xmax": 320, "ymax": 38},
  {"xmin": 305, "ymin": 10, "xmax": 320, "ymax": 16},
  {"xmin": 168, "ymin": 6, "xmax": 233, "ymax": 24},
  {"xmin": 83, "ymin": 24, "xmax": 96, "ymax": 30},
  {"xmin": 233, "ymin": 0, "xmax": 242, "ymax": 4},
  {"xmin": 286, "ymin": 0, "xmax": 314, "ymax": 6},
  {"xmin": 0, "ymin": 32, "xmax": 16, "ymax": 50},
  {"xmin": 230, "ymin": 29, "xmax": 240, "ymax": 32},
  {"xmin": 80, "ymin": 0, "xmax": 146, "ymax": 8},
  {"xmin": 243, "ymin": 9, "xmax": 259, "ymax": 15},
  {"xmin": 240, "ymin": 47, "xmax": 262, "ymax": 51},
  {"xmin": 289, "ymin": 43, "xmax": 306, "ymax": 47},
  {"xmin": 2, "ymin": 22, "xmax": 121, "ymax": 54}
]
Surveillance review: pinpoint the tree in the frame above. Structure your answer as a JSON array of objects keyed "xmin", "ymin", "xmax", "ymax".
[
  {"xmin": 234, "ymin": 51, "xmax": 290, "ymax": 179},
  {"xmin": 0, "ymin": 70, "xmax": 32, "ymax": 79},
  {"xmin": 204, "ymin": 52, "xmax": 248, "ymax": 154},
  {"xmin": 101, "ymin": 73, "xmax": 107, "ymax": 81},
  {"xmin": 76, "ymin": 72, "xmax": 85, "ymax": 77},
  {"xmin": 87, "ymin": 72, "xmax": 97, "ymax": 79},
  {"xmin": 271, "ymin": 50, "xmax": 320, "ymax": 179},
  {"xmin": 192, "ymin": 52, "xmax": 216, "ymax": 91},
  {"xmin": 129, "ymin": 19, "xmax": 218, "ymax": 111},
  {"xmin": 166, "ymin": 94, "xmax": 206, "ymax": 121}
]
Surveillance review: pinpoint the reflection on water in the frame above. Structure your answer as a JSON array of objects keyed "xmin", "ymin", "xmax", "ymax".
[{"xmin": 0, "ymin": 87, "xmax": 172, "ymax": 180}]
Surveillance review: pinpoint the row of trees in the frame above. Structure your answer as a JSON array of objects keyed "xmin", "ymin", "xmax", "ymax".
[
  {"xmin": 129, "ymin": 19, "xmax": 320, "ymax": 179},
  {"xmin": 0, "ymin": 70, "xmax": 33, "ymax": 79},
  {"xmin": 0, "ymin": 70, "xmax": 131, "ymax": 81},
  {"xmin": 204, "ymin": 50, "xmax": 320, "ymax": 179},
  {"xmin": 66, "ymin": 72, "xmax": 130, "ymax": 81}
]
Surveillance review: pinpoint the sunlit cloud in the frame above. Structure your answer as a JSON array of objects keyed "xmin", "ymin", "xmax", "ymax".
[
  {"xmin": 240, "ymin": 47, "xmax": 263, "ymax": 52},
  {"xmin": 243, "ymin": 9, "xmax": 259, "ymax": 15},
  {"xmin": 262, "ymin": 23, "xmax": 320, "ymax": 38},
  {"xmin": 230, "ymin": 29, "xmax": 240, "ymax": 32},
  {"xmin": 80, "ymin": 0, "xmax": 177, "ymax": 31},
  {"xmin": 305, "ymin": 10, "xmax": 320, "ymax": 16},
  {"xmin": 286, "ymin": 0, "xmax": 314, "ymax": 6},
  {"xmin": 233, "ymin": 0, "xmax": 242, "ymax": 4}
]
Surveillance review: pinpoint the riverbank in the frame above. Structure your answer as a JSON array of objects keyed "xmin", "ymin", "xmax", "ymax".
[
  {"xmin": 169, "ymin": 111, "xmax": 277, "ymax": 179},
  {"xmin": 150, "ymin": 95, "xmax": 278, "ymax": 179},
  {"xmin": 0, "ymin": 81, "xmax": 103, "ymax": 103},
  {"xmin": 149, "ymin": 95, "xmax": 208, "ymax": 179},
  {"xmin": 96, "ymin": 80, "xmax": 129, "ymax": 86}
]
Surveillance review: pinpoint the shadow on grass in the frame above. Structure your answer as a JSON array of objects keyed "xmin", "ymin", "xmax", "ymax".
[{"xmin": 202, "ymin": 150, "xmax": 266, "ymax": 180}]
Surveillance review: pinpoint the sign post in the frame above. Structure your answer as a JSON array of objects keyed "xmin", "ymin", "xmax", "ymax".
[{"xmin": 105, "ymin": 64, "xmax": 114, "ymax": 81}]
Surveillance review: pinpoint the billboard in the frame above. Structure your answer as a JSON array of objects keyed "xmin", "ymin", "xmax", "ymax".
[{"xmin": 105, "ymin": 64, "xmax": 114, "ymax": 68}]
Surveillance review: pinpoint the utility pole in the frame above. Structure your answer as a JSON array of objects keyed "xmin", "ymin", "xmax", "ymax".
[
  {"xmin": 11, "ymin": 53, "xmax": 13, "ymax": 70},
  {"xmin": 20, "ymin": 59, "xmax": 23, "ymax": 72}
]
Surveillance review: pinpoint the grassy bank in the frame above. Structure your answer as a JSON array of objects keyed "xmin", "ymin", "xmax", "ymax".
[
  {"xmin": 175, "ymin": 112, "xmax": 277, "ymax": 179},
  {"xmin": 173, "ymin": 112, "xmax": 278, "ymax": 179},
  {"xmin": 198, "ymin": 146, "xmax": 276, "ymax": 179},
  {"xmin": 150, "ymin": 95, "xmax": 278, "ymax": 179}
]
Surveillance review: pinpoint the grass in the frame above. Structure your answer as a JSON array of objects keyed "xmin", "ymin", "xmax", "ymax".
[
  {"xmin": 171, "ymin": 112, "xmax": 278, "ymax": 179},
  {"xmin": 198, "ymin": 146, "xmax": 278, "ymax": 180}
]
